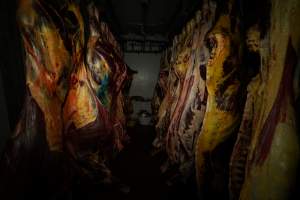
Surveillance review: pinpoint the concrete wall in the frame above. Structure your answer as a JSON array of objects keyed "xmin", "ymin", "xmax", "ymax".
[{"xmin": 124, "ymin": 53, "xmax": 161, "ymax": 117}]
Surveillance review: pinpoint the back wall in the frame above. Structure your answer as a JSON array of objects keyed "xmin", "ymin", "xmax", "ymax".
[{"xmin": 124, "ymin": 53, "xmax": 161, "ymax": 117}]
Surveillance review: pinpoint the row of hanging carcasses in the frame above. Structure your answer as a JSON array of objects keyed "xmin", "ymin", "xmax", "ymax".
[
  {"xmin": 0, "ymin": 0, "xmax": 131, "ymax": 195},
  {"xmin": 152, "ymin": 0, "xmax": 300, "ymax": 199}
]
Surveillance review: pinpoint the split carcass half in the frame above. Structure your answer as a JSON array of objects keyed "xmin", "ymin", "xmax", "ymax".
[
  {"xmin": 195, "ymin": 0, "xmax": 242, "ymax": 195},
  {"xmin": 163, "ymin": 1, "xmax": 216, "ymax": 182},
  {"xmin": 230, "ymin": 0, "xmax": 300, "ymax": 199}
]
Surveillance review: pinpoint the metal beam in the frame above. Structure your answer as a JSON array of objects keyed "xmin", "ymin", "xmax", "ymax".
[{"xmin": 122, "ymin": 39, "xmax": 167, "ymax": 53}]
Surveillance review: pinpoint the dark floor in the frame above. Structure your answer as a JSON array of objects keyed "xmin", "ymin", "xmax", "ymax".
[
  {"xmin": 2, "ymin": 123, "xmax": 299, "ymax": 200},
  {"xmin": 72, "ymin": 123, "xmax": 198, "ymax": 200}
]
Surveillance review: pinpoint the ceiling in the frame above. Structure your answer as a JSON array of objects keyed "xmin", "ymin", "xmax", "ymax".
[{"xmin": 94, "ymin": 0, "xmax": 202, "ymax": 43}]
